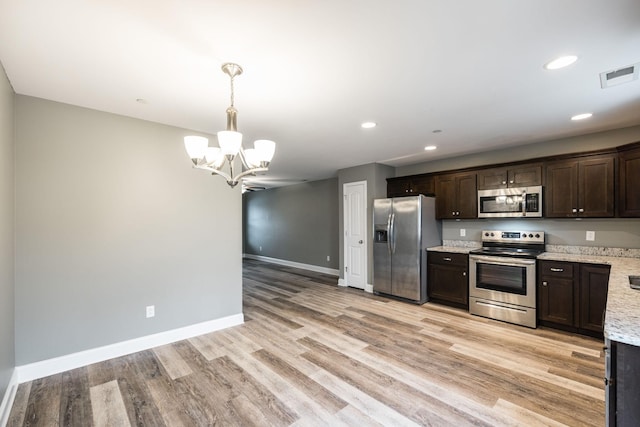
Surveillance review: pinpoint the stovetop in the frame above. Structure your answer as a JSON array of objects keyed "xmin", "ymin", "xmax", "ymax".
[{"xmin": 469, "ymin": 230, "xmax": 546, "ymax": 259}]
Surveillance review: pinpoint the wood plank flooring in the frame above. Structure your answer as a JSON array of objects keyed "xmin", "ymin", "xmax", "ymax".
[{"xmin": 8, "ymin": 259, "xmax": 605, "ymax": 426}]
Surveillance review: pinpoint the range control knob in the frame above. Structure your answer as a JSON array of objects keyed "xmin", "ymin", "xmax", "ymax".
[
  {"xmin": 521, "ymin": 233, "xmax": 527, "ymax": 238},
  {"xmin": 529, "ymin": 233, "xmax": 534, "ymax": 238},
  {"xmin": 485, "ymin": 232, "xmax": 490, "ymax": 236},
  {"xmin": 490, "ymin": 232, "xmax": 495, "ymax": 237},
  {"xmin": 535, "ymin": 233, "xmax": 540, "ymax": 238}
]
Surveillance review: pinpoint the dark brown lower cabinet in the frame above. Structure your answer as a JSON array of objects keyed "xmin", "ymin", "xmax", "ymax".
[
  {"xmin": 427, "ymin": 251, "xmax": 468, "ymax": 309},
  {"xmin": 607, "ymin": 340, "xmax": 640, "ymax": 426},
  {"xmin": 538, "ymin": 260, "xmax": 610, "ymax": 337},
  {"xmin": 538, "ymin": 261, "xmax": 576, "ymax": 326}
]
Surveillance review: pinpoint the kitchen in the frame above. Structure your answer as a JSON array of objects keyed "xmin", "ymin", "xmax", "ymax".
[
  {"xmin": 243, "ymin": 134, "xmax": 640, "ymax": 425},
  {"xmin": 2, "ymin": 1, "xmax": 640, "ymax": 425}
]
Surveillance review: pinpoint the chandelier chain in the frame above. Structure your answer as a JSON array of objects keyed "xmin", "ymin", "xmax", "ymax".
[{"xmin": 229, "ymin": 73, "xmax": 235, "ymax": 107}]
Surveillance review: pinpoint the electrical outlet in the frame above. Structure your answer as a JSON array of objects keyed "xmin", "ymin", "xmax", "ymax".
[
  {"xmin": 460, "ymin": 229, "xmax": 466, "ymax": 237},
  {"xmin": 586, "ymin": 231, "xmax": 595, "ymax": 241},
  {"xmin": 327, "ymin": 255, "xmax": 330, "ymax": 262},
  {"xmin": 146, "ymin": 305, "xmax": 155, "ymax": 318}
]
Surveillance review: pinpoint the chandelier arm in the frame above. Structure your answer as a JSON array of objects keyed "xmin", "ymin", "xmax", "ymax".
[
  {"xmin": 238, "ymin": 147, "xmax": 251, "ymax": 169},
  {"xmin": 193, "ymin": 164, "xmax": 232, "ymax": 182},
  {"xmin": 234, "ymin": 167, "xmax": 268, "ymax": 182}
]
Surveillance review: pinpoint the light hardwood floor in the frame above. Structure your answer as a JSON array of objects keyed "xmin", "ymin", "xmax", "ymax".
[{"xmin": 8, "ymin": 259, "xmax": 605, "ymax": 426}]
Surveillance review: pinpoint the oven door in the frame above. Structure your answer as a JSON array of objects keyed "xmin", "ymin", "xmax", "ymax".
[{"xmin": 469, "ymin": 254, "xmax": 536, "ymax": 308}]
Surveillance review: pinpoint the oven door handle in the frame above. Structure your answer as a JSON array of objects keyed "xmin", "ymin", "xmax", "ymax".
[{"xmin": 469, "ymin": 255, "xmax": 536, "ymax": 267}]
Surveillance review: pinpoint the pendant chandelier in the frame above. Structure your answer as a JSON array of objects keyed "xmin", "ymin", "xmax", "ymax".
[{"xmin": 184, "ymin": 63, "xmax": 276, "ymax": 188}]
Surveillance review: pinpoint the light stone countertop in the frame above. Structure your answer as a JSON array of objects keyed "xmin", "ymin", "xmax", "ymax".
[
  {"xmin": 538, "ymin": 252, "xmax": 640, "ymax": 347},
  {"xmin": 428, "ymin": 243, "xmax": 640, "ymax": 347},
  {"xmin": 427, "ymin": 246, "xmax": 474, "ymax": 254}
]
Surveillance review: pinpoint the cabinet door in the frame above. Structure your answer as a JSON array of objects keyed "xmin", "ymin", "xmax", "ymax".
[
  {"xmin": 477, "ymin": 168, "xmax": 508, "ymax": 190},
  {"xmin": 618, "ymin": 147, "xmax": 640, "ymax": 217},
  {"xmin": 538, "ymin": 277, "xmax": 575, "ymax": 326},
  {"xmin": 387, "ymin": 177, "xmax": 412, "ymax": 198},
  {"xmin": 579, "ymin": 264, "xmax": 610, "ymax": 333},
  {"xmin": 427, "ymin": 253, "xmax": 468, "ymax": 308},
  {"xmin": 545, "ymin": 160, "xmax": 579, "ymax": 217},
  {"xmin": 579, "ymin": 156, "xmax": 615, "ymax": 217},
  {"xmin": 411, "ymin": 175, "xmax": 435, "ymax": 195},
  {"xmin": 509, "ymin": 165, "xmax": 542, "ymax": 187},
  {"xmin": 538, "ymin": 261, "xmax": 576, "ymax": 326},
  {"xmin": 456, "ymin": 173, "xmax": 477, "ymax": 219},
  {"xmin": 435, "ymin": 175, "xmax": 456, "ymax": 219}
]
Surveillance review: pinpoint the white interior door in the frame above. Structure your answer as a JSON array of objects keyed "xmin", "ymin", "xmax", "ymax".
[{"xmin": 343, "ymin": 181, "xmax": 367, "ymax": 290}]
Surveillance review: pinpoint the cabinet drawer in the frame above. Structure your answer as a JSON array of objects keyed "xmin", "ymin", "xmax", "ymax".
[
  {"xmin": 539, "ymin": 261, "xmax": 575, "ymax": 278},
  {"xmin": 427, "ymin": 251, "xmax": 468, "ymax": 266}
]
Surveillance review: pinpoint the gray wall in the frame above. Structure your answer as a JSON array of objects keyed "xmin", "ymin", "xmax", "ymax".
[
  {"xmin": 442, "ymin": 218, "xmax": 640, "ymax": 249},
  {"xmin": 0, "ymin": 63, "xmax": 15, "ymax": 401},
  {"xmin": 243, "ymin": 178, "xmax": 339, "ymax": 269},
  {"xmin": 14, "ymin": 96, "xmax": 243, "ymax": 364},
  {"xmin": 396, "ymin": 125, "xmax": 640, "ymax": 176},
  {"xmin": 338, "ymin": 163, "xmax": 395, "ymax": 283}
]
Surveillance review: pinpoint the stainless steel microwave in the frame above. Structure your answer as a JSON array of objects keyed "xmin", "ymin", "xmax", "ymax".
[{"xmin": 477, "ymin": 185, "xmax": 543, "ymax": 218}]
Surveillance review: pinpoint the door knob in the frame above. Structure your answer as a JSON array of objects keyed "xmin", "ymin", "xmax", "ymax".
[{"xmin": 359, "ymin": 240, "xmax": 363, "ymax": 244}]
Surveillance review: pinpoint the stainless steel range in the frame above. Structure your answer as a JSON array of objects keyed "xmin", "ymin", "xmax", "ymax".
[{"xmin": 468, "ymin": 230, "xmax": 545, "ymax": 328}]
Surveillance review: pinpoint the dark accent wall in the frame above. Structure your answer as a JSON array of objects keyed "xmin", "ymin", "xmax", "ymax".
[
  {"xmin": 0, "ymin": 62, "xmax": 15, "ymax": 404},
  {"xmin": 243, "ymin": 178, "xmax": 339, "ymax": 270}
]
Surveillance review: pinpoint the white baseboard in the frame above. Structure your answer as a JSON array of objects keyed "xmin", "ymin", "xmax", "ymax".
[
  {"xmin": 0, "ymin": 369, "xmax": 18, "ymax": 427},
  {"xmin": 243, "ymin": 254, "xmax": 339, "ymax": 276},
  {"xmin": 16, "ymin": 313, "xmax": 244, "ymax": 384},
  {"xmin": 337, "ymin": 278, "xmax": 374, "ymax": 293}
]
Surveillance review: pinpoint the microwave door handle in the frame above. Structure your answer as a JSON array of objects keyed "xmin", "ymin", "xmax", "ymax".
[{"xmin": 522, "ymin": 189, "xmax": 527, "ymax": 217}]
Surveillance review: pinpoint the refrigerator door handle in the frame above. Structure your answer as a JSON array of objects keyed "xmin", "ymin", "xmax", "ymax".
[
  {"xmin": 390, "ymin": 213, "xmax": 396, "ymax": 254},
  {"xmin": 386, "ymin": 213, "xmax": 392, "ymax": 254}
]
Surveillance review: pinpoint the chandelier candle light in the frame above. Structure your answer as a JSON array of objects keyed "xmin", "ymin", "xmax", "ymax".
[{"xmin": 184, "ymin": 63, "xmax": 276, "ymax": 188}]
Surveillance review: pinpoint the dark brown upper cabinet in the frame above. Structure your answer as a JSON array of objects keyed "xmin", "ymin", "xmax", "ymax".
[
  {"xmin": 476, "ymin": 164, "xmax": 542, "ymax": 190},
  {"xmin": 618, "ymin": 144, "xmax": 640, "ymax": 217},
  {"xmin": 545, "ymin": 154, "xmax": 615, "ymax": 218},
  {"xmin": 435, "ymin": 172, "xmax": 477, "ymax": 219},
  {"xmin": 386, "ymin": 175, "xmax": 434, "ymax": 198}
]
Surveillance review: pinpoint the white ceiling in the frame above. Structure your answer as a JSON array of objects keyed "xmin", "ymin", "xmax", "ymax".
[{"xmin": 2, "ymin": 1, "xmax": 640, "ymax": 188}]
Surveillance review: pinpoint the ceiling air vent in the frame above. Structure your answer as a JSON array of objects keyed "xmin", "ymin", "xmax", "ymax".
[{"xmin": 600, "ymin": 63, "xmax": 639, "ymax": 88}]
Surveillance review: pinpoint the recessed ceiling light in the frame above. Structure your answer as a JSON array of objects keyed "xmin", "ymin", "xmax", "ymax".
[
  {"xmin": 136, "ymin": 98, "xmax": 148, "ymax": 104},
  {"xmin": 544, "ymin": 55, "xmax": 578, "ymax": 70},
  {"xmin": 361, "ymin": 122, "xmax": 376, "ymax": 129},
  {"xmin": 432, "ymin": 129, "xmax": 442, "ymax": 133},
  {"xmin": 424, "ymin": 145, "xmax": 437, "ymax": 151},
  {"xmin": 571, "ymin": 113, "xmax": 593, "ymax": 121}
]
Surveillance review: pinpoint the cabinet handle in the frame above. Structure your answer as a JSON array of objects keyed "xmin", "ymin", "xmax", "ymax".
[
  {"xmin": 572, "ymin": 208, "xmax": 577, "ymax": 213},
  {"xmin": 502, "ymin": 181, "xmax": 506, "ymax": 185},
  {"xmin": 579, "ymin": 208, "xmax": 584, "ymax": 213},
  {"xmin": 509, "ymin": 180, "xmax": 514, "ymax": 184},
  {"xmin": 463, "ymin": 271, "xmax": 466, "ymax": 276},
  {"xmin": 550, "ymin": 267, "xmax": 564, "ymax": 272},
  {"xmin": 443, "ymin": 257, "xmax": 452, "ymax": 261},
  {"xmin": 542, "ymin": 281, "xmax": 548, "ymax": 286}
]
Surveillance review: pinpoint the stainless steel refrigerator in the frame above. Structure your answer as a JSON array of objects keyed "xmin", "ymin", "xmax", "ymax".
[{"xmin": 373, "ymin": 195, "xmax": 441, "ymax": 303}]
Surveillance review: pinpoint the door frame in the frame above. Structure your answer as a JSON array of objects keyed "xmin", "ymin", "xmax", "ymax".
[{"xmin": 341, "ymin": 180, "xmax": 371, "ymax": 292}]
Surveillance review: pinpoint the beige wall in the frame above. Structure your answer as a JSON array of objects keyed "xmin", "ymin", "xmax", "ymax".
[{"xmin": 14, "ymin": 96, "xmax": 243, "ymax": 364}]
